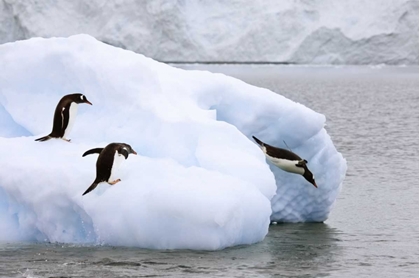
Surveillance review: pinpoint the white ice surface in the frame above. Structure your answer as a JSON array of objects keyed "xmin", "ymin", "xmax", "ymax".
[
  {"xmin": 0, "ymin": 0, "xmax": 417, "ymax": 65},
  {"xmin": 0, "ymin": 35, "xmax": 346, "ymax": 249}
]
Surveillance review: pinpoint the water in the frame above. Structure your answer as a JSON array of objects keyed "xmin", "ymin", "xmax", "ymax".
[{"xmin": 1, "ymin": 65, "xmax": 418, "ymax": 277}]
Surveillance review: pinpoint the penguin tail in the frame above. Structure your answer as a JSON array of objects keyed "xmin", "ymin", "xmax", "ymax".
[
  {"xmin": 35, "ymin": 135, "xmax": 52, "ymax": 142},
  {"xmin": 82, "ymin": 182, "xmax": 98, "ymax": 196},
  {"xmin": 252, "ymin": 136, "xmax": 265, "ymax": 147}
]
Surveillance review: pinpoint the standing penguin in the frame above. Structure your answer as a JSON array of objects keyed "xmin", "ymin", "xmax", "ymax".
[
  {"xmin": 82, "ymin": 143, "xmax": 137, "ymax": 196},
  {"xmin": 252, "ymin": 136, "xmax": 317, "ymax": 188},
  {"xmin": 35, "ymin": 93, "xmax": 92, "ymax": 142}
]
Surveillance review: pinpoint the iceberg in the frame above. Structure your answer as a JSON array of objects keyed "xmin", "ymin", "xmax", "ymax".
[
  {"xmin": 0, "ymin": 0, "xmax": 417, "ymax": 65},
  {"xmin": 0, "ymin": 35, "xmax": 346, "ymax": 249}
]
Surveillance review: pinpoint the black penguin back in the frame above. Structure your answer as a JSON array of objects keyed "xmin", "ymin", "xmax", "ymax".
[
  {"xmin": 36, "ymin": 93, "xmax": 92, "ymax": 141},
  {"xmin": 252, "ymin": 136, "xmax": 302, "ymax": 161},
  {"xmin": 82, "ymin": 143, "xmax": 137, "ymax": 195},
  {"xmin": 94, "ymin": 143, "xmax": 121, "ymax": 183},
  {"xmin": 265, "ymin": 146, "xmax": 302, "ymax": 161}
]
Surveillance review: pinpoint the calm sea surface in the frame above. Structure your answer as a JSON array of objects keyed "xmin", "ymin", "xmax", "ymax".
[{"xmin": 1, "ymin": 65, "xmax": 418, "ymax": 278}]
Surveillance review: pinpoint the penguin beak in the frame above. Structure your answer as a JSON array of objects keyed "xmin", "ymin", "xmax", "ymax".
[
  {"xmin": 132, "ymin": 150, "xmax": 137, "ymax": 155},
  {"xmin": 312, "ymin": 181, "xmax": 318, "ymax": 188},
  {"xmin": 85, "ymin": 100, "xmax": 93, "ymax": 105}
]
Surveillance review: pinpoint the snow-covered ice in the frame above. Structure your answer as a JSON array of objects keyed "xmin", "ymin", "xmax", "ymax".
[
  {"xmin": 0, "ymin": 0, "xmax": 417, "ymax": 65},
  {"xmin": 0, "ymin": 35, "xmax": 346, "ymax": 249}
]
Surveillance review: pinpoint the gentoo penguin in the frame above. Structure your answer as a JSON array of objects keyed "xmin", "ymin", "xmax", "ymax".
[
  {"xmin": 35, "ymin": 93, "xmax": 92, "ymax": 142},
  {"xmin": 252, "ymin": 136, "xmax": 317, "ymax": 188},
  {"xmin": 82, "ymin": 143, "xmax": 137, "ymax": 196}
]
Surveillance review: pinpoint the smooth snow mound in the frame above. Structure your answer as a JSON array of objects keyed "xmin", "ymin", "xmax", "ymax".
[{"xmin": 0, "ymin": 35, "xmax": 346, "ymax": 249}]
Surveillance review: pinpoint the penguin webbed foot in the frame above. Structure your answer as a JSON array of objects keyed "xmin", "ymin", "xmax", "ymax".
[
  {"xmin": 108, "ymin": 179, "xmax": 121, "ymax": 185},
  {"xmin": 62, "ymin": 138, "xmax": 71, "ymax": 143}
]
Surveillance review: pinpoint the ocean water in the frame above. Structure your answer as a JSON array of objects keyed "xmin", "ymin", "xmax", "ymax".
[{"xmin": 0, "ymin": 65, "xmax": 418, "ymax": 278}]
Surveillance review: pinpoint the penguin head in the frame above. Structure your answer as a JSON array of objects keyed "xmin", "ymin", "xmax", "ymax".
[
  {"xmin": 72, "ymin": 93, "xmax": 92, "ymax": 105},
  {"xmin": 118, "ymin": 143, "xmax": 138, "ymax": 159},
  {"xmin": 303, "ymin": 168, "xmax": 317, "ymax": 188}
]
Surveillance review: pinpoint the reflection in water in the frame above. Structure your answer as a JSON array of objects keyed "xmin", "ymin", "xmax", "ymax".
[
  {"xmin": 251, "ymin": 223, "xmax": 343, "ymax": 276},
  {"xmin": 0, "ymin": 225, "xmax": 343, "ymax": 277}
]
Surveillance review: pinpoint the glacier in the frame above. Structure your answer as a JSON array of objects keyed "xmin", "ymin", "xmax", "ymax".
[
  {"xmin": 0, "ymin": 35, "xmax": 346, "ymax": 249},
  {"xmin": 0, "ymin": 0, "xmax": 417, "ymax": 65}
]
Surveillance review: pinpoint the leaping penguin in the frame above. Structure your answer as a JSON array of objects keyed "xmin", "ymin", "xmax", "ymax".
[
  {"xmin": 82, "ymin": 143, "xmax": 137, "ymax": 196},
  {"xmin": 35, "ymin": 93, "xmax": 92, "ymax": 142},
  {"xmin": 252, "ymin": 136, "xmax": 317, "ymax": 188}
]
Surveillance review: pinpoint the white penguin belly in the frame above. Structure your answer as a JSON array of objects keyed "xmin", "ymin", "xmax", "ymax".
[
  {"xmin": 267, "ymin": 156, "xmax": 304, "ymax": 175},
  {"xmin": 109, "ymin": 151, "xmax": 126, "ymax": 182},
  {"xmin": 63, "ymin": 103, "xmax": 78, "ymax": 138}
]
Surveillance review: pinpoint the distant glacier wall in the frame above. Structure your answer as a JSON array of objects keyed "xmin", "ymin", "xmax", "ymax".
[{"xmin": 0, "ymin": 0, "xmax": 418, "ymax": 65}]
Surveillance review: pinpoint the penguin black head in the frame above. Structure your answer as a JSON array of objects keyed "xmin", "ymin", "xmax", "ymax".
[
  {"xmin": 71, "ymin": 93, "xmax": 92, "ymax": 105},
  {"xmin": 303, "ymin": 168, "xmax": 317, "ymax": 188},
  {"xmin": 118, "ymin": 143, "xmax": 137, "ymax": 159}
]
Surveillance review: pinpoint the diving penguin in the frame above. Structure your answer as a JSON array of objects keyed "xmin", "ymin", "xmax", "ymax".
[
  {"xmin": 252, "ymin": 136, "xmax": 317, "ymax": 188},
  {"xmin": 35, "ymin": 93, "xmax": 92, "ymax": 142},
  {"xmin": 82, "ymin": 143, "xmax": 137, "ymax": 196}
]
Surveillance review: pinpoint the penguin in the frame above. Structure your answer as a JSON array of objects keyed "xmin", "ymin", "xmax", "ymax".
[
  {"xmin": 35, "ymin": 93, "xmax": 92, "ymax": 142},
  {"xmin": 252, "ymin": 136, "xmax": 317, "ymax": 188},
  {"xmin": 82, "ymin": 143, "xmax": 137, "ymax": 196}
]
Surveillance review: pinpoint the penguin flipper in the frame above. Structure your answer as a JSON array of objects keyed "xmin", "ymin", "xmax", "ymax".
[
  {"xmin": 61, "ymin": 104, "xmax": 70, "ymax": 134},
  {"xmin": 82, "ymin": 182, "xmax": 98, "ymax": 196},
  {"xmin": 35, "ymin": 135, "xmax": 52, "ymax": 142},
  {"xmin": 82, "ymin": 148, "xmax": 104, "ymax": 157}
]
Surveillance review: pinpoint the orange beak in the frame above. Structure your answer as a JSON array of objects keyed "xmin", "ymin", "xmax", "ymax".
[
  {"xmin": 132, "ymin": 150, "xmax": 137, "ymax": 155},
  {"xmin": 85, "ymin": 100, "xmax": 93, "ymax": 105}
]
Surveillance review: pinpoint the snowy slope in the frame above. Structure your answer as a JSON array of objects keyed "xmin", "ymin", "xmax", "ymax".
[
  {"xmin": 0, "ymin": 35, "xmax": 346, "ymax": 249},
  {"xmin": 0, "ymin": 0, "xmax": 417, "ymax": 65}
]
